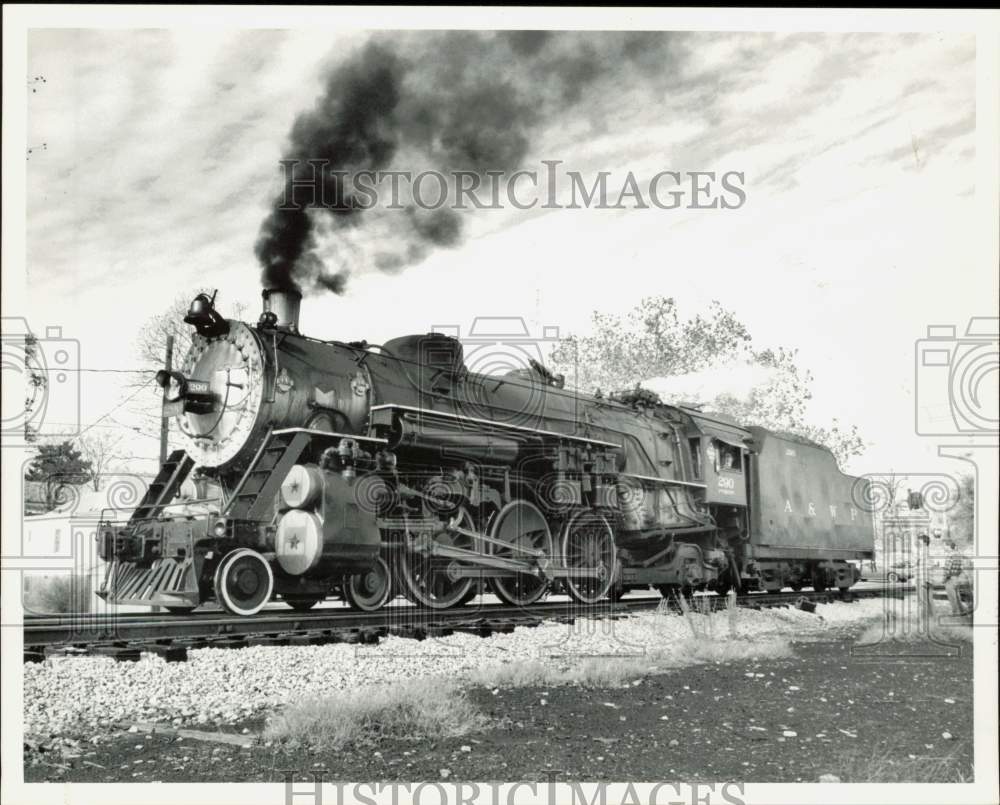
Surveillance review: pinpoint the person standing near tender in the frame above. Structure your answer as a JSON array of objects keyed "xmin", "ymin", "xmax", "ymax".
[
  {"xmin": 913, "ymin": 533, "xmax": 935, "ymax": 629},
  {"xmin": 943, "ymin": 539, "xmax": 971, "ymax": 616}
]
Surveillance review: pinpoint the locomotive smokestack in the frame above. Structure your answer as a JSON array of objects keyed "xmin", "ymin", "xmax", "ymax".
[{"xmin": 261, "ymin": 288, "xmax": 302, "ymax": 333}]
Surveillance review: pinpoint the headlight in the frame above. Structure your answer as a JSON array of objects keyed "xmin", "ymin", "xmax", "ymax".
[
  {"xmin": 166, "ymin": 376, "xmax": 184, "ymax": 402},
  {"xmin": 156, "ymin": 369, "xmax": 186, "ymax": 402},
  {"xmin": 213, "ymin": 520, "xmax": 227, "ymax": 538}
]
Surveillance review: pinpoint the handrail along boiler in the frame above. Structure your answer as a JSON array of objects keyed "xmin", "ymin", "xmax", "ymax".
[{"xmin": 97, "ymin": 290, "xmax": 875, "ymax": 615}]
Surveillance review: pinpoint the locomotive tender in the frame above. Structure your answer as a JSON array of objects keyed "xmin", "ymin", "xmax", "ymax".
[{"xmin": 97, "ymin": 289, "xmax": 874, "ymax": 615}]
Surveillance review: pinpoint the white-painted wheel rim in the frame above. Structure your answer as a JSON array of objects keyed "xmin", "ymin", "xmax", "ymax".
[{"xmin": 216, "ymin": 549, "xmax": 274, "ymax": 616}]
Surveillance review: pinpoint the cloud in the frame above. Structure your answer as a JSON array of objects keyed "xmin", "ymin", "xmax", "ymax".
[{"xmin": 20, "ymin": 29, "xmax": 981, "ymax": 474}]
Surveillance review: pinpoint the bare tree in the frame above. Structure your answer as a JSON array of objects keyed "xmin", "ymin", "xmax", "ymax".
[
  {"xmin": 134, "ymin": 288, "xmax": 207, "ymax": 370},
  {"xmin": 134, "ymin": 288, "xmax": 251, "ymax": 369},
  {"xmin": 76, "ymin": 431, "xmax": 126, "ymax": 491},
  {"xmin": 872, "ymin": 470, "xmax": 906, "ymax": 557},
  {"xmin": 127, "ymin": 289, "xmax": 252, "ymax": 449},
  {"xmin": 883, "ymin": 470, "xmax": 906, "ymax": 510}
]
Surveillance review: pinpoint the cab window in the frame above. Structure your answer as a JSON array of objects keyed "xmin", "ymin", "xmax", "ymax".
[
  {"xmin": 716, "ymin": 442, "xmax": 742, "ymax": 473},
  {"xmin": 688, "ymin": 438, "xmax": 703, "ymax": 480}
]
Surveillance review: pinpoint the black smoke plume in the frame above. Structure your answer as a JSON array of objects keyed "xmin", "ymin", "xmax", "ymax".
[{"xmin": 256, "ymin": 31, "xmax": 685, "ymax": 294}]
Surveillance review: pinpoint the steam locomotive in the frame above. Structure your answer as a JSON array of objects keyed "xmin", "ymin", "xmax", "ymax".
[{"xmin": 96, "ymin": 289, "xmax": 874, "ymax": 615}]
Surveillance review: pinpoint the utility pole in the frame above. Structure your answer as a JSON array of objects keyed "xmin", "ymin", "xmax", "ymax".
[{"xmin": 159, "ymin": 335, "xmax": 174, "ymax": 468}]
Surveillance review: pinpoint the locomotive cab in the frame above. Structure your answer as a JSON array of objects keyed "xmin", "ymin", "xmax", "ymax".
[{"xmin": 683, "ymin": 410, "xmax": 750, "ymax": 508}]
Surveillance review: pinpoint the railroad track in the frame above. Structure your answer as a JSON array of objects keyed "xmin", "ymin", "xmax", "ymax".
[{"xmin": 23, "ymin": 585, "xmax": 904, "ymax": 662}]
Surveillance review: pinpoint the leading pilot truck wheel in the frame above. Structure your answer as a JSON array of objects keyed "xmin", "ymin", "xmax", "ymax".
[{"xmin": 214, "ymin": 548, "xmax": 274, "ymax": 616}]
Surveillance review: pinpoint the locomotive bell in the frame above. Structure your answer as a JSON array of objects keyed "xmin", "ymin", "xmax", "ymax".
[
  {"xmin": 183, "ymin": 291, "xmax": 230, "ymax": 338},
  {"xmin": 260, "ymin": 288, "xmax": 302, "ymax": 333}
]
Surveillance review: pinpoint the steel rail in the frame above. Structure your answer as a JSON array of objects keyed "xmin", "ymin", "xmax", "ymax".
[{"xmin": 23, "ymin": 586, "xmax": 903, "ymax": 659}]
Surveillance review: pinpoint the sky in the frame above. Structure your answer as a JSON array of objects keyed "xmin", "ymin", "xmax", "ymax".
[{"xmin": 16, "ymin": 27, "xmax": 998, "ymax": 478}]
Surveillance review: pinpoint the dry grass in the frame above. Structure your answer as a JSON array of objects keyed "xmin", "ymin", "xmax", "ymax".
[
  {"xmin": 667, "ymin": 590, "xmax": 742, "ymax": 639},
  {"xmin": 855, "ymin": 608, "xmax": 974, "ymax": 648},
  {"xmin": 263, "ymin": 677, "xmax": 487, "ymax": 749},
  {"xmin": 470, "ymin": 656, "xmax": 652, "ymax": 689},
  {"xmin": 830, "ymin": 743, "xmax": 973, "ymax": 782},
  {"xmin": 679, "ymin": 636, "xmax": 794, "ymax": 664},
  {"xmin": 471, "ymin": 634, "xmax": 793, "ymax": 690},
  {"xmin": 471, "ymin": 603, "xmax": 793, "ymax": 691}
]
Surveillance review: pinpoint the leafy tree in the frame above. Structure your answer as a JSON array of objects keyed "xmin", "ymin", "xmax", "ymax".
[
  {"xmin": 25, "ymin": 441, "xmax": 93, "ymax": 510},
  {"xmin": 549, "ymin": 298, "xmax": 752, "ymax": 392},
  {"xmin": 548, "ymin": 296, "xmax": 865, "ymax": 469}
]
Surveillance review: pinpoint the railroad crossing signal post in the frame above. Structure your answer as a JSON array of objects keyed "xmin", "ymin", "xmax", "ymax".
[
  {"xmin": 154, "ymin": 335, "xmax": 174, "ymax": 614},
  {"xmin": 159, "ymin": 335, "xmax": 174, "ymax": 469}
]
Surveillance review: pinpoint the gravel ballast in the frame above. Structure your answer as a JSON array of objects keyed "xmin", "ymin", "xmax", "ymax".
[{"xmin": 25, "ymin": 599, "xmax": 890, "ymax": 738}]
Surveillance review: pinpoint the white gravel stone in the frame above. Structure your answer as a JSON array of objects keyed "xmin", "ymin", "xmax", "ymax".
[{"xmin": 24, "ymin": 599, "xmax": 886, "ymax": 737}]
